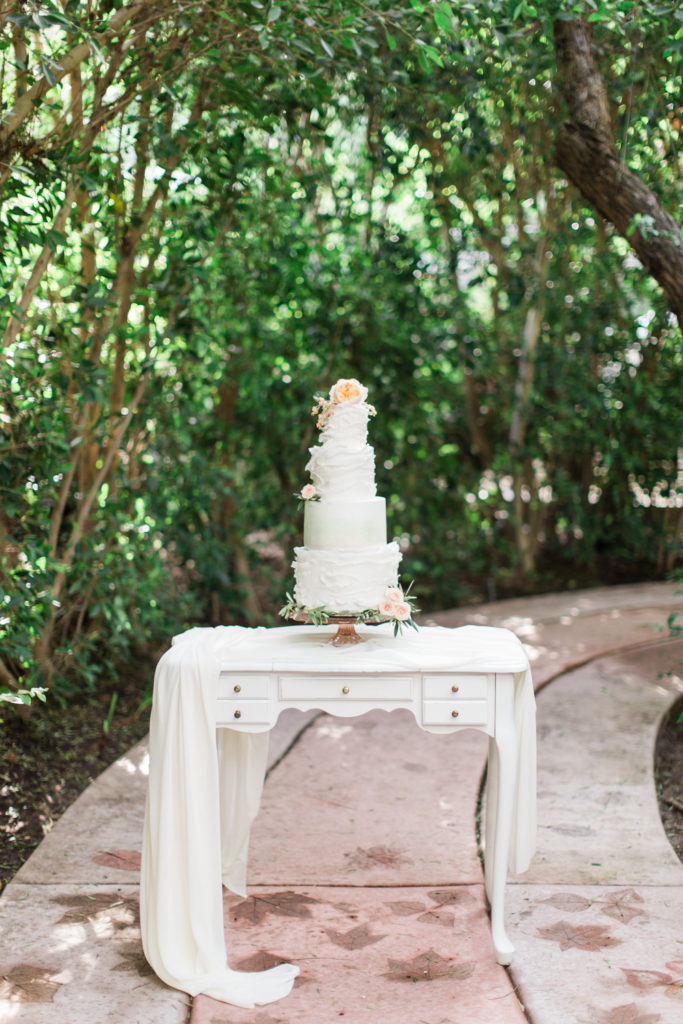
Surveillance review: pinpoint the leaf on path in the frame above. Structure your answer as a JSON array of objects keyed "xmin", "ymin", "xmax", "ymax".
[
  {"xmin": 427, "ymin": 889, "xmax": 473, "ymax": 908},
  {"xmin": 387, "ymin": 899, "xmax": 426, "ymax": 916},
  {"xmin": 384, "ymin": 948, "xmax": 474, "ymax": 983},
  {"xmin": 51, "ymin": 891, "xmax": 138, "ymax": 927},
  {"xmin": 417, "ymin": 908, "xmax": 456, "ymax": 927},
  {"xmin": 324, "ymin": 922, "xmax": 386, "ymax": 949},
  {"xmin": 92, "ymin": 849, "xmax": 141, "ymax": 871},
  {"xmin": 233, "ymin": 949, "xmax": 296, "ymax": 972},
  {"xmin": 231, "ymin": 890, "xmax": 319, "ymax": 925},
  {"xmin": 0, "ymin": 964, "xmax": 63, "ymax": 1004},
  {"xmin": 600, "ymin": 1003, "xmax": 661, "ymax": 1024},
  {"xmin": 599, "ymin": 889, "xmax": 646, "ymax": 924},
  {"xmin": 622, "ymin": 968, "xmax": 673, "ymax": 989},
  {"xmin": 538, "ymin": 920, "xmax": 621, "ymax": 951},
  {"xmin": 540, "ymin": 892, "xmax": 592, "ymax": 913},
  {"xmin": 345, "ymin": 845, "xmax": 411, "ymax": 869}
]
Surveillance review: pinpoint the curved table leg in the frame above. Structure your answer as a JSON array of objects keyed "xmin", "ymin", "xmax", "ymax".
[
  {"xmin": 484, "ymin": 735, "xmax": 498, "ymax": 906},
  {"xmin": 487, "ymin": 680, "xmax": 518, "ymax": 966}
]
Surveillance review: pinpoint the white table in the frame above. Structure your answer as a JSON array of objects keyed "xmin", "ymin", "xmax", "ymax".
[
  {"xmin": 214, "ymin": 624, "xmax": 534, "ymax": 965},
  {"xmin": 141, "ymin": 623, "xmax": 535, "ymax": 1006}
]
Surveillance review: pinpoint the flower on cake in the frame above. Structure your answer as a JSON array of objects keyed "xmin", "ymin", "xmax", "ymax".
[
  {"xmin": 311, "ymin": 396, "xmax": 333, "ymax": 429},
  {"xmin": 330, "ymin": 378, "xmax": 368, "ymax": 405},
  {"xmin": 393, "ymin": 601, "xmax": 412, "ymax": 621},
  {"xmin": 311, "ymin": 378, "xmax": 376, "ymax": 429},
  {"xmin": 295, "ymin": 483, "xmax": 320, "ymax": 508},
  {"xmin": 379, "ymin": 583, "xmax": 418, "ymax": 633}
]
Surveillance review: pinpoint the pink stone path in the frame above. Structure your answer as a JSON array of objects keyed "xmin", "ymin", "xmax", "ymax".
[{"xmin": 1, "ymin": 582, "xmax": 682, "ymax": 1024}]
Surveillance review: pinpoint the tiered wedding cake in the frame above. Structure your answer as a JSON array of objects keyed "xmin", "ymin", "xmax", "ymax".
[{"xmin": 290, "ymin": 378, "xmax": 411, "ymax": 620}]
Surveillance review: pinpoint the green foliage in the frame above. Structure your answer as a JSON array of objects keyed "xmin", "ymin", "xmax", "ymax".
[
  {"xmin": 0, "ymin": 687, "xmax": 47, "ymax": 708},
  {"xmin": 0, "ymin": 0, "xmax": 681, "ymax": 704}
]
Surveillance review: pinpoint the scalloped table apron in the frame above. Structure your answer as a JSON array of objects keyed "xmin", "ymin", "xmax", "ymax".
[{"xmin": 140, "ymin": 623, "xmax": 536, "ymax": 1007}]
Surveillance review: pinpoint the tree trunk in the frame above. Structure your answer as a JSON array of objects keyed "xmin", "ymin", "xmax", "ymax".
[
  {"xmin": 553, "ymin": 18, "xmax": 683, "ymax": 326},
  {"xmin": 33, "ymin": 370, "xmax": 152, "ymax": 682}
]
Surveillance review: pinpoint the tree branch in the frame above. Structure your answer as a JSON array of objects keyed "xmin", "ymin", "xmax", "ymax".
[
  {"xmin": 553, "ymin": 17, "xmax": 683, "ymax": 325},
  {"xmin": 33, "ymin": 368, "xmax": 153, "ymax": 679},
  {"xmin": 2, "ymin": 182, "xmax": 76, "ymax": 348},
  {"xmin": 0, "ymin": 0, "xmax": 149, "ymax": 151}
]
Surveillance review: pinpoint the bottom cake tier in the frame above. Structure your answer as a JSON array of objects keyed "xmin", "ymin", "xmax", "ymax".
[{"xmin": 292, "ymin": 541, "xmax": 401, "ymax": 613}]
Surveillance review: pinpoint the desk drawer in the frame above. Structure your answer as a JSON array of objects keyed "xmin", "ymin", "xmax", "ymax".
[
  {"xmin": 217, "ymin": 674, "xmax": 271, "ymax": 699},
  {"xmin": 422, "ymin": 699, "xmax": 489, "ymax": 727},
  {"xmin": 217, "ymin": 700, "xmax": 271, "ymax": 725},
  {"xmin": 279, "ymin": 675, "xmax": 414, "ymax": 702},
  {"xmin": 422, "ymin": 674, "xmax": 489, "ymax": 699}
]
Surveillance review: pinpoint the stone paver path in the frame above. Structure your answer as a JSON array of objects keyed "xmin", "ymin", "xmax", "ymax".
[
  {"xmin": 0, "ymin": 582, "xmax": 681, "ymax": 1024},
  {"xmin": 507, "ymin": 639, "xmax": 683, "ymax": 1024}
]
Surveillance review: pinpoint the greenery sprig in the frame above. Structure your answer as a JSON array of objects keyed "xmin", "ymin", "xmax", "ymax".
[
  {"xmin": 279, "ymin": 580, "xmax": 419, "ymax": 636},
  {"xmin": 279, "ymin": 595, "xmax": 330, "ymax": 625}
]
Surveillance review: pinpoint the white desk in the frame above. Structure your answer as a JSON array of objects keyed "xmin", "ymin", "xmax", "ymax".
[
  {"xmin": 214, "ymin": 624, "xmax": 534, "ymax": 965},
  {"xmin": 141, "ymin": 623, "xmax": 535, "ymax": 1005}
]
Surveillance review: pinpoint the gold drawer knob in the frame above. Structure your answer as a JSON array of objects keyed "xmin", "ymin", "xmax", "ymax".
[
  {"xmin": 451, "ymin": 685, "xmax": 459, "ymax": 693},
  {"xmin": 451, "ymin": 710, "xmax": 459, "ymax": 718},
  {"xmin": 234, "ymin": 710, "xmax": 241, "ymax": 719},
  {"xmin": 342, "ymin": 686, "xmax": 350, "ymax": 694},
  {"xmin": 234, "ymin": 684, "xmax": 241, "ymax": 693}
]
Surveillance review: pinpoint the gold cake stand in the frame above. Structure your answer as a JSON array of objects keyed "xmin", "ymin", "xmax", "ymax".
[{"xmin": 286, "ymin": 611, "xmax": 389, "ymax": 646}]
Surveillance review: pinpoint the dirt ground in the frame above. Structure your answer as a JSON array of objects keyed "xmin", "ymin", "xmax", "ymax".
[
  {"xmin": 654, "ymin": 693, "xmax": 683, "ymax": 862},
  {"xmin": 0, "ymin": 676, "xmax": 151, "ymax": 893}
]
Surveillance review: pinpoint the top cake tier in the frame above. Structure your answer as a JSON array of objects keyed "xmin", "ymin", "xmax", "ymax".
[
  {"xmin": 318, "ymin": 401, "xmax": 370, "ymax": 450},
  {"xmin": 306, "ymin": 400, "xmax": 377, "ymax": 501}
]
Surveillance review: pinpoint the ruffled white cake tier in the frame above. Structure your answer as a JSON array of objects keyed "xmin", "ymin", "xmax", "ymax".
[
  {"xmin": 306, "ymin": 443, "xmax": 376, "ymax": 500},
  {"xmin": 292, "ymin": 541, "xmax": 401, "ymax": 614}
]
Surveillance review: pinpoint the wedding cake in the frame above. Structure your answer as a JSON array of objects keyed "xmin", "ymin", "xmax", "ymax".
[{"xmin": 288, "ymin": 378, "xmax": 413, "ymax": 622}]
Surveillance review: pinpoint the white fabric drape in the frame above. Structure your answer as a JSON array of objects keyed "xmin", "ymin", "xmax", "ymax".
[
  {"xmin": 140, "ymin": 622, "xmax": 535, "ymax": 1005},
  {"xmin": 140, "ymin": 626, "xmax": 299, "ymax": 1007}
]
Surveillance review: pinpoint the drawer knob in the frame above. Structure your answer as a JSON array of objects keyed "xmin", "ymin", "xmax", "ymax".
[
  {"xmin": 451, "ymin": 685, "xmax": 459, "ymax": 693},
  {"xmin": 234, "ymin": 710, "xmax": 241, "ymax": 719},
  {"xmin": 234, "ymin": 684, "xmax": 241, "ymax": 693},
  {"xmin": 342, "ymin": 686, "xmax": 350, "ymax": 695},
  {"xmin": 451, "ymin": 710, "xmax": 459, "ymax": 719}
]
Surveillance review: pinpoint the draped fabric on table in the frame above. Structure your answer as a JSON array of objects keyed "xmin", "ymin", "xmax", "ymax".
[
  {"xmin": 140, "ymin": 626, "xmax": 299, "ymax": 1008},
  {"xmin": 140, "ymin": 622, "xmax": 535, "ymax": 1005}
]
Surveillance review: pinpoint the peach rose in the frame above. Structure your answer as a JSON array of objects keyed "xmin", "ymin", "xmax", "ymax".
[
  {"xmin": 379, "ymin": 597, "xmax": 397, "ymax": 617},
  {"xmin": 301, "ymin": 484, "xmax": 317, "ymax": 500},
  {"xmin": 393, "ymin": 602, "xmax": 412, "ymax": 621},
  {"xmin": 329, "ymin": 378, "xmax": 368, "ymax": 405},
  {"xmin": 383, "ymin": 587, "xmax": 403, "ymax": 605}
]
